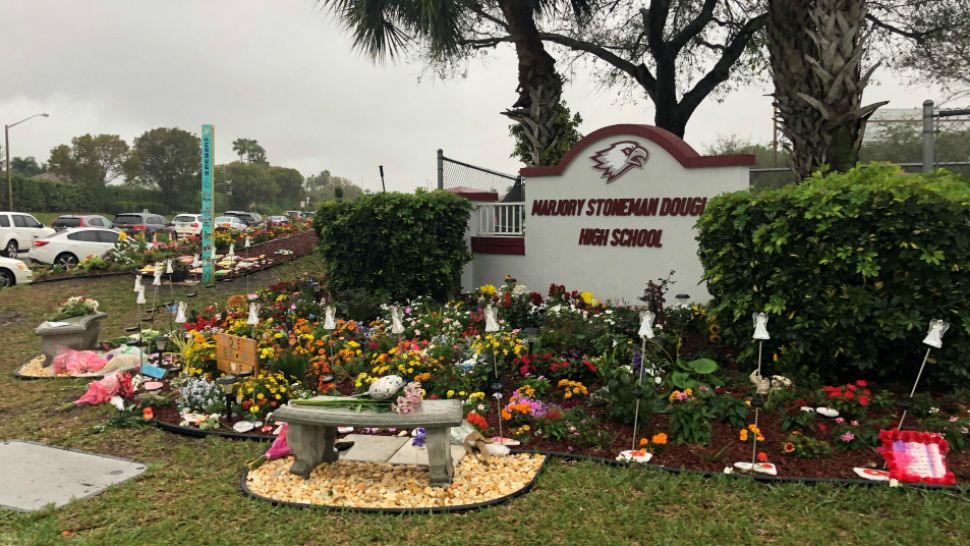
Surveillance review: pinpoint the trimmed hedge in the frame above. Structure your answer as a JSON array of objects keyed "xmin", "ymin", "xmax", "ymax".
[
  {"xmin": 697, "ymin": 163, "xmax": 970, "ymax": 385},
  {"xmin": 314, "ymin": 191, "xmax": 473, "ymax": 301}
]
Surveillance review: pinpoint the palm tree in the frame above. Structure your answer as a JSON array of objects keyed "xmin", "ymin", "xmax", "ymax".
[
  {"xmin": 317, "ymin": 0, "xmax": 590, "ymax": 166},
  {"xmin": 767, "ymin": 0, "xmax": 886, "ymax": 179}
]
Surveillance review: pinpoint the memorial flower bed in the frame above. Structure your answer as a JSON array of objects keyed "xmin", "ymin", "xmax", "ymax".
[
  {"xmin": 34, "ymin": 219, "xmax": 315, "ymax": 280},
  {"xmin": 100, "ymin": 275, "xmax": 968, "ymax": 483}
]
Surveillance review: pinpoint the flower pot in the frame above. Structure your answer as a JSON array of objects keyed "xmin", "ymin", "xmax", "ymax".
[{"xmin": 35, "ymin": 312, "xmax": 107, "ymax": 366}]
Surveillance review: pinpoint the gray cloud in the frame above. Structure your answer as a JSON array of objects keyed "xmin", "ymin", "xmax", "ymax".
[{"xmin": 1, "ymin": 0, "xmax": 944, "ymax": 195}]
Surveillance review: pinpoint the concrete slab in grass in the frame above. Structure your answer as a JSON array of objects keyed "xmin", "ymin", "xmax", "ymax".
[
  {"xmin": 338, "ymin": 434, "xmax": 409, "ymax": 463},
  {"xmin": 0, "ymin": 441, "xmax": 146, "ymax": 512},
  {"xmin": 386, "ymin": 442, "xmax": 466, "ymax": 467}
]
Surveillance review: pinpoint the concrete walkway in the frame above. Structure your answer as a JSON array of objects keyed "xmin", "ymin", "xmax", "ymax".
[{"xmin": 338, "ymin": 434, "xmax": 466, "ymax": 467}]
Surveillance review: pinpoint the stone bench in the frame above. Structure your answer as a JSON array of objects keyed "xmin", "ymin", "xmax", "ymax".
[{"xmin": 273, "ymin": 397, "xmax": 463, "ymax": 487}]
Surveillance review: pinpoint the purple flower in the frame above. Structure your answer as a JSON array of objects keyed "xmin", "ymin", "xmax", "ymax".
[{"xmin": 411, "ymin": 427, "xmax": 426, "ymax": 447}]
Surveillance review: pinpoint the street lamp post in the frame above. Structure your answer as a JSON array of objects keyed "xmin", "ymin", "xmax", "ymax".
[{"xmin": 4, "ymin": 113, "xmax": 50, "ymax": 209}]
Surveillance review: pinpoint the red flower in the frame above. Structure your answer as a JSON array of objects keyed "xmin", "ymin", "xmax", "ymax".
[
  {"xmin": 757, "ymin": 452, "xmax": 768, "ymax": 462},
  {"xmin": 856, "ymin": 380, "xmax": 868, "ymax": 387},
  {"xmin": 429, "ymin": 394, "xmax": 438, "ymax": 400},
  {"xmin": 858, "ymin": 396, "xmax": 869, "ymax": 407},
  {"xmin": 847, "ymin": 384, "xmax": 857, "ymax": 391},
  {"xmin": 519, "ymin": 365, "xmax": 530, "ymax": 376},
  {"xmin": 530, "ymin": 292, "xmax": 544, "ymax": 305},
  {"xmin": 583, "ymin": 360, "xmax": 598, "ymax": 373},
  {"xmin": 545, "ymin": 410, "xmax": 562, "ymax": 420},
  {"xmin": 818, "ymin": 423, "xmax": 828, "ymax": 432},
  {"xmin": 844, "ymin": 391, "xmax": 855, "ymax": 399}
]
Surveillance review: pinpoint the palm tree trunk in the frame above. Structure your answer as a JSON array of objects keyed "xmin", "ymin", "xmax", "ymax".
[
  {"xmin": 497, "ymin": 0, "xmax": 565, "ymax": 166},
  {"xmin": 768, "ymin": 0, "xmax": 886, "ymax": 179}
]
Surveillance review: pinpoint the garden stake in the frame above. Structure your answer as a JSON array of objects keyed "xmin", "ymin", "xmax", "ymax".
[
  {"xmin": 630, "ymin": 310, "xmax": 655, "ymax": 451},
  {"xmin": 484, "ymin": 305, "xmax": 500, "ymax": 379},
  {"xmin": 493, "ymin": 392, "xmax": 504, "ymax": 444},
  {"xmin": 897, "ymin": 320, "xmax": 949, "ymax": 430},
  {"xmin": 750, "ymin": 312, "xmax": 770, "ymax": 468}
]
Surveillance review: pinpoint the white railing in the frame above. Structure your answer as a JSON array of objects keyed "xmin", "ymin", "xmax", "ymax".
[{"xmin": 476, "ymin": 202, "xmax": 525, "ymax": 236}]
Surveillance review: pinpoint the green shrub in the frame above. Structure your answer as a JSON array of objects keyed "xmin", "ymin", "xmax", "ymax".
[
  {"xmin": 697, "ymin": 163, "xmax": 970, "ymax": 385},
  {"xmin": 314, "ymin": 191, "xmax": 472, "ymax": 301}
]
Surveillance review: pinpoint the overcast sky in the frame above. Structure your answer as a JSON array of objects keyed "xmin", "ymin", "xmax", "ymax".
[{"xmin": 0, "ymin": 0, "xmax": 952, "ymax": 194}]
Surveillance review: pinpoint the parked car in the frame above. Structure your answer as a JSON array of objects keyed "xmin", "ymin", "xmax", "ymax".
[
  {"xmin": 301, "ymin": 211, "xmax": 316, "ymax": 220},
  {"xmin": 0, "ymin": 255, "xmax": 33, "ymax": 288},
  {"xmin": 283, "ymin": 210, "xmax": 302, "ymax": 220},
  {"xmin": 51, "ymin": 214, "xmax": 113, "ymax": 231},
  {"xmin": 172, "ymin": 213, "xmax": 203, "ymax": 238},
  {"xmin": 266, "ymin": 215, "xmax": 289, "ymax": 226},
  {"xmin": 0, "ymin": 212, "xmax": 55, "ymax": 258},
  {"xmin": 112, "ymin": 212, "xmax": 178, "ymax": 240},
  {"xmin": 224, "ymin": 211, "xmax": 260, "ymax": 227},
  {"xmin": 31, "ymin": 228, "xmax": 122, "ymax": 268},
  {"xmin": 214, "ymin": 216, "xmax": 248, "ymax": 230}
]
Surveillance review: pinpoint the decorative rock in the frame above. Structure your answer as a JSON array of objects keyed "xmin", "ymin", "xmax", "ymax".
[
  {"xmin": 616, "ymin": 450, "xmax": 652, "ymax": 464},
  {"xmin": 853, "ymin": 467, "xmax": 890, "ymax": 481},
  {"xmin": 246, "ymin": 454, "xmax": 545, "ymax": 509}
]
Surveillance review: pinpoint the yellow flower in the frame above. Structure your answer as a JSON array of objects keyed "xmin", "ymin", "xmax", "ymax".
[
  {"xmin": 479, "ymin": 284, "xmax": 497, "ymax": 296},
  {"xmin": 447, "ymin": 389, "xmax": 455, "ymax": 398}
]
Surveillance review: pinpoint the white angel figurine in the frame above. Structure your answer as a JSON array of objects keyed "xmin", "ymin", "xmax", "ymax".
[
  {"xmin": 752, "ymin": 312, "xmax": 770, "ymax": 341},
  {"xmin": 390, "ymin": 305, "xmax": 405, "ymax": 334},
  {"xmin": 922, "ymin": 319, "xmax": 950, "ymax": 349},
  {"xmin": 638, "ymin": 310, "xmax": 656, "ymax": 339},
  {"xmin": 165, "ymin": 259, "xmax": 174, "ymax": 274},
  {"xmin": 324, "ymin": 305, "xmax": 337, "ymax": 330},
  {"xmin": 247, "ymin": 302, "xmax": 260, "ymax": 325},
  {"xmin": 175, "ymin": 302, "xmax": 187, "ymax": 324},
  {"xmin": 136, "ymin": 287, "xmax": 146, "ymax": 305},
  {"xmin": 133, "ymin": 274, "xmax": 143, "ymax": 293},
  {"xmin": 484, "ymin": 305, "xmax": 500, "ymax": 332},
  {"xmin": 152, "ymin": 266, "xmax": 163, "ymax": 286}
]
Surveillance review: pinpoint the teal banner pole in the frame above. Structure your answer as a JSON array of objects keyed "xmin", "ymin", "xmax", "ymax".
[{"xmin": 200, "ymin": 124, "xmax": 215, "ymax": 286}]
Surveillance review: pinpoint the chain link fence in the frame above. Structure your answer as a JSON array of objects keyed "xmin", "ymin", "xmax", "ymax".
[
  {"xmin": 750, "ymin": 101, "xmax": 970, "ymax": 189},
  {"xmin": 436, "ymin": 149, "xmax": 524, "ymax": 202}
]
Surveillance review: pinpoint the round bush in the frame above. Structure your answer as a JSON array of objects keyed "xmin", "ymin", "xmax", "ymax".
[{"xmin": 697, "ymin": 163, "xmax": 970, "ymax": 385}]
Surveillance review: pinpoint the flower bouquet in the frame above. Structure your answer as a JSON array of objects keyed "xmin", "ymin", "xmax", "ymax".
[
  {"xmin": 49, "ymin": 296, "xmax": 100, "ymax": 321},
  {"xmin": 291, "ymin": 375, "xmax": 423, "ymax": 414}
]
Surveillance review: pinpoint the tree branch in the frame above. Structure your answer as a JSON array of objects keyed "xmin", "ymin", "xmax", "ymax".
[
  {"xmin": 669, "ymin": 0, "xmax": 718, "ymax": 53},
  {"xmin": 679, "ymin": 13, "xmax": 766, "ymax": 117},
  {"xmin": 538, "ymin": 30, "xmax": 658, "ymax": 97},
  {"xmin": 866, "ymin": 14, "xmax": 941, "ymax": 42}
]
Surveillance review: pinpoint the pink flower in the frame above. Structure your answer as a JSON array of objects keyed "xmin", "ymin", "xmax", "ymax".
[
  {"xmin": 850, "ymin": 420, "xmax": 859, "ymax": 426},
  {"xmin": 835, "ymin": 417, "xmax": 845, "ymax": 424},
  {"xmin": 840, "ymin": 432, "xmax": 855, "ymax": 442},
  {"xmin": 949, "ymin": 416, "xmax": 959, "ymax": 423}
]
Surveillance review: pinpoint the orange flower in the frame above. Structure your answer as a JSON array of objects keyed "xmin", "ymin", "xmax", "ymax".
[
  {"xmin": 651, "ymin": 433, "xmax": 668, "ymax": 445},
  {"xmin": 501, "ymin": 409, "xmax": 512, "ymax": 421},
  {"xmin": 757, "ymin": 451, "xmax": 768, "ymax": 462},
  {"xmin": 639, "ymin": 438, "xmax": 648, "ymax": 447},
  {"xmin": 783, "ymin": 442, "xmax": 796, "ymax": 453}
]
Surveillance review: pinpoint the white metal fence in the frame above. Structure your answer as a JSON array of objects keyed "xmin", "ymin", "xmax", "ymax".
[{"xmin": 476, "ymin": 202, "xmax": 525, "ymax": 236}]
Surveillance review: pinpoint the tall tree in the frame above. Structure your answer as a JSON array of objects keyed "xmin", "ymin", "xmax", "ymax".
[
  {"xmin": 304, "ymin": 170, "xmax": 363, "ymax": 204},
  {"xmin": 47, "ymin": 134, "xmax": 129, "ymax": 187},
  {"xmin": 231, "ymin": 138, "xmax": 268, "ymax": 165},
  {"xmin": 316, "ymin": 0, "xmax": 591, "ymax": 166},
  {"xmin": 267, "ymin": 166, "xmax": 305, "ymax": 209},
  {"xmin": 10, "ymin": 156, "xmax": 45, "ymax": 177},
  {"xmin": 216, "ymin": 162, "xmax": 278, "ymax": 210},
  {"xmin": 509, "ymin": 100, "xmax": 583, "ymax": 165},
  {"xmin": 125, "ymin": 128, "xmax": 201, "ymax": 209}
]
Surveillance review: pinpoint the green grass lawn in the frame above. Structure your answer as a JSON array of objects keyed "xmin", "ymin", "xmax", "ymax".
[{"xmin": 1, "ymin": 255, "xmax": 969, "ymax": 545}]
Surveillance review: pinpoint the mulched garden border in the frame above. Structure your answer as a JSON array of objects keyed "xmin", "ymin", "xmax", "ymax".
[{"xmin": 238, "ymin": 451, "xmax": 550, "ymax": 514}]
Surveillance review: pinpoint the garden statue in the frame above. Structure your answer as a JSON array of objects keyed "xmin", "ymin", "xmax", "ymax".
[
  {"xmin": 922, "ymin": 320, "xmax": 949, "ymax": 349},
  {"xmin": 165, "ymin": 259, "xmax": 173, "ymax": 274},
  {"xmin": 133, "ymin": 274, "xmax": 142, "ymax": 293},
  {"xmin": 638, "ymin": 310, "xmax": 656, "ymax": 339},
  {"xmin": 390, "ymin": 305, "xmax": 405, "ymax": 334},
  {"xmin": 152, "ymin": 266, "xmax": 162, "ymax": 286},
  {"xmin": 175, "ymin": 302, "xmax": 187, "ymax": 324},
  {"xmin": 136, "ymin": 286, "xmax": 146, "ymax": 305},
  {"xmin": 752, "ymin": 312, "xmax": 770, "ymax": 340},
  {"xmin": 324, "ymin": 305, "xmax": 336, "ymax": 330},
  {"xmin": 484, "ymin": 305, "xmax": 499, "ymax": 333},
  {"xmin": 247, "ymin": 302, "xmax": 260, "ymax": 325}
]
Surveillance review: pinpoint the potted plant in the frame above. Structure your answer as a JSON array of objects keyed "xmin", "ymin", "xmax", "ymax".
[{"xmin": 35, "ymin": 297, "xmax": 107, "ymax": 365}]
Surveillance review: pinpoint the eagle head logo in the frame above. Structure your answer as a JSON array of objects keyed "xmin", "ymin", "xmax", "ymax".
[{"xmin": 590, "ymin": 141, "xmax": 649, "ymax": 183}]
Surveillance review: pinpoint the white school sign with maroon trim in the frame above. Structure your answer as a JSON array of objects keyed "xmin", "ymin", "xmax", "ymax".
[{"xmin": 464, "ymin": 124, "xmax": 754, "ymax": 303}]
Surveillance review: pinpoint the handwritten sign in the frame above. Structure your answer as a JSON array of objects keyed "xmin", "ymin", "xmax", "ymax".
[{"xmin": 215, "ymin": 333, "xmax": 258, "ymax": 374}]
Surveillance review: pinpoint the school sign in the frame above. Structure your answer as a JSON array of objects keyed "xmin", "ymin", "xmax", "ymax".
[{"xmin": 461, "ymin": 124, "xmax": 754, "ymax": 302}]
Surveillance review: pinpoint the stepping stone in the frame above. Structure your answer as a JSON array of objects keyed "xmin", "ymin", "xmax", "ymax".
[
  {"xmin": 0, "ymin": 441, "xmax": 146, "ymax": 512},
  {"xmin": 386, "ymin": 441, "xmax": 466, "ymax": 467},
  {"xmin": 338, "ymin": 434, "xmax": 408, "ymax": 463}
]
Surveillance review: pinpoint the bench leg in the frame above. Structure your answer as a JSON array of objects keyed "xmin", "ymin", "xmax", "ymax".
[
  {"xmin": 286, "ymin": 424, "xmax": 337, "ymax": 479},
  {"xmin": 426, "ymin": 427, "xmax": 454, "ymax": 487}
]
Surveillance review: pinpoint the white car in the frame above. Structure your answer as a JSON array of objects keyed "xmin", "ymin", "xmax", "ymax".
[
  {"xmin": 173, "ymin": 214, "xmax": 203, "ymax": 238},
  {"xmin": 31, "ymin": 227, "xmax": 121, "ymax": 268},
  {"xmin": 0, "ymin": 212, "xmax": 55, "ymax": 258},
  {"xmin": 0, "ymin": 255, "xmax": 33, "ymax": 288},
  {"xmin": 214, "ymin": 216, "xmax": 247, "ymax": 230}
]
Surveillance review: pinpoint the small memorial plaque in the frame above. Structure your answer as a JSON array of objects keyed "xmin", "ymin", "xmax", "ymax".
[{"xmin": 215, "ymin": 333, "xmax": 258, "ymax": 374}]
